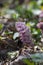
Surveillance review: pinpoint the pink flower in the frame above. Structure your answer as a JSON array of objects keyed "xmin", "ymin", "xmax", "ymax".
[
  {"xmin": 37, "ymin": 22, "xmax": 43, "ymax": 30},
  {"xmin": 15, "ymin": 22, "xmax": 33, "ymax": 45},
  {"xmin": 39, "ymin": 11, "xmax": 43, "ymax": 18}
]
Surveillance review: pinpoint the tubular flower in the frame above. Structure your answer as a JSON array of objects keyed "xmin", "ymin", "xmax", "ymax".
[
  {"xmin": 39, "ymin": 11, "xmax": 43, "ymax": 22},
  {"xmin": 15, "ymin": 22, "xmax": 33, "ymax": 45},
  {"xmin": 39, "ymin": 11, "xmax": 43, "ymax": 18},
  {"xmin": 37, "ymin": 22, "xmax": 43, "ymax": 30}
]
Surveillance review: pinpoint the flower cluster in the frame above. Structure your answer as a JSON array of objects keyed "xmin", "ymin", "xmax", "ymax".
[
  {"xmin": 39, "ymin": 11, "xmax": 43, "ymax": 22},
  {"xmin": 15, "ymin": 22, "xmax": 33, "ymax": 45},
  {"xmin": 37, "ymin": 22, "xmax": 43, "ymax": 30},
  {"xmin": 37, "ymin": 11, "xmax": 43, "ymax": 31},
  {"xmin": 39, "ymin": 11, "xmax": 43, "ymax": 18}
]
